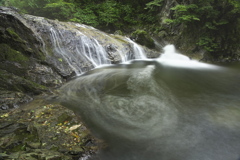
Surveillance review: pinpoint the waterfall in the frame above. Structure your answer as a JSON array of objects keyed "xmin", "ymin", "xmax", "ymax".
[
  {"xmin": 45, "ymin": 23, "xmax": 148, "ymax": 75},
  {"xmin": 50, "ymin": 28, "xmax": 83, "ymax": 74},
  {"xmin": 158, "ymin": 45, "xmax": 220, "ymax": 69},
  {"xmin": 27, "ymin": 13, "xmax": 223, "ymax": 75},
  {"xmin": 49, "ymin": 28, "xmax": 112, "ymax": 75},
  {"xmin": 20, "ymin": 14, "xmax": 149, "ymax": 76},
  {"xmin": 125, "ymin": 38, "xmax": 147, "ymax": 60},
  {"xmin": 160, "ymin": 45, "xmax": 190, "ymax": 61}
]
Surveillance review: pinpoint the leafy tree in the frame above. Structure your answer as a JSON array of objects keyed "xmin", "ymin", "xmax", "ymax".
[
  {"xmin": 4, "ymin": 0, "xmax": 49, "ymax": 14},
  {"xmin": 166, "ymin": 0, "xmax": 240, "ymax": 59},
  {"xmin": 44, "ymin": 0, "xmax": 75, "ymax": 20},
  {"xmin": 145, "ymin": 0, "xmax": 164, "ymax": 11},
  {"xmin": 97, "ymin": 0, "xmax": 121, "ymax": 26},
  {"xmin": 70, "ymin": 8, "xmax": 99, "ymax": 27},
  {"xmin": 3, "ymin": 0, "xmax": 75, "ymax": 21},
  {"xmin": 1, "ymin": 0, "xmax": 159, "ymax": 30},
  {"xmin": 120, "ymin": 4, "xmax": 138, "ymax": 25},
  {"xmin": 165, "ymin": 4, "xmax": 200, "ymax": 24}
]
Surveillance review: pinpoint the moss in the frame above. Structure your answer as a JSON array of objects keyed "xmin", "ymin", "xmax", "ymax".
[
  {"xmin": 131, "ymin": 29, "xmax": 147, "ymax": 36},
  {"xmin": 111, "ymin": 35, "xmax": 128, "ymax": 44},
  {"xmin": 114, "ymin": 30, "xmax": 123, "ymax": 35},
  {"xmin": 131, "ymin": 29, "xmax": 155, "ymax": 49},
  {"xmin": 0, "ymin": 69, "xmax": 47, "ymax": 94},
  {"xmin": 0, "ymin": 103, "xmax": 102, "ymax": 159},
  {"xmin": 22, "ymin": 79, "xmax": 48, "ymax": 93},
  {"xmin": 0, "ymin": 43, "xmax": 29, "ymax": 64},
  {"xmin": 5, "ymin": 126, "xmax": 39, "ymax": 152},
  {"xmin": 57, "ymin": 112, "xmax": 72, "ymax": 123},
  {"xmin": 58, "ymin": 58, "xmax": 63, "ymax": 62},
  {"xmin": 6, "ymin": 27, "xmax": 24, "ymax": 43}
]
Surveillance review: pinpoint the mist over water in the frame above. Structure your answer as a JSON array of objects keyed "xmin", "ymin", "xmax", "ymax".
[{"xmin": 59, "ymin": 45, "xmax": 240, "ymax": 160}]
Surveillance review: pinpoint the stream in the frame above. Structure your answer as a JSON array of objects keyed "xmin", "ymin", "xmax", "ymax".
[
  {"xmin": 1, "ymin": 8, "xmax": 239, "ymax": 159},
  {"xmin": 58, "ymin": 45, "xmax": 240, "ymax": 160}
]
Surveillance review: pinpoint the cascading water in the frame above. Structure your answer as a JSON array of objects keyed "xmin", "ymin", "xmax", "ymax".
[
  {"xmin": 125, "ymin": 38, "xmax": 147, "ymax": 60},
  {"xmin": 45, "ymin": 22, "xmax": 149, "ymax": 75},
  {"xmin": 49, "ymin": 27, "xmax": 113, "ymax": 74},
  {"xmin": 58, "ymin": 44, "xmax": 240, "ymax": 160},
  {"xmin": 21, "ymin": 15, "xmax": 150, "ymax": 75}
]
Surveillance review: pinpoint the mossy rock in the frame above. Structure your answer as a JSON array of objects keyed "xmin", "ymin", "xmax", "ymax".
[
  {"xmin": 131, "ymin": 29, "xmax": 155, "ymax": 49},
  {"xmin": 5, "ymin": 27, "xmax": 24, "ymax": 43},
  {"xmin": 0, "ymin": 103, "xmax": 103, "ymax": 159},
  {"xmin": 0, "ymin": 43, "xmax": 29, "ymax": 65},
  {"xmin": 0, "ymin": 69, "xmax": 47, "ymax": 94},
  {"xmin": 0, "ymin": 11, "xmax": 45, "ymax": 60}
]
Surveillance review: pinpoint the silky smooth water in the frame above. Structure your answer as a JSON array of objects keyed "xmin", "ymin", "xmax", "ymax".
[{"xmin": 59, "ymin": 46, "xmax": 240, "ymax": 160}]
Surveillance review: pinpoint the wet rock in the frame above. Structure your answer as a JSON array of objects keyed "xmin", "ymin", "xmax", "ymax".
[
  {"xmin": 27, "ymin": 63, "xmax": 64, "ymax": 88},
  {"xmin": 131, "ymin": 29, "xmax": 155, "ymax": 49},
  {"xmin": 0, "ymin": 101, "xmax": 103, "ymax": 160},
  {"xmin": 0, "ymin": 6, "xmax": 159, "ymax": 111},
  {"xmin": 0, "ymin": 7, "xmax": 66, "ymax": 109},
  {"xmin": 0, "ymin": 90, "xmax": 33, "ymax": 115},
  {"xmin": 2, "ymin": 149, "xmax": 72, "ymax": 160},
  {"xmin": 105, "ymin": 44, "xmax": 122, "ymax": 63}
]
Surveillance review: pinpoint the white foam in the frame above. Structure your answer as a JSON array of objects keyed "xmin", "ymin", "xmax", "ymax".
[{"xmin": 158, "ymin": 45, "xmax": 220, "ymax": 69}]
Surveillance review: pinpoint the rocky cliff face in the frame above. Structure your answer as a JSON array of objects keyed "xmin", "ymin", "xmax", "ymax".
[
  {"xmin": 0, "ymin": 7, "xmax": 53, "ymax": 110},
  {"xmin": 152, "ymin": 0, "xmax": 204, "ymax": 59},
  {"xmin": 0, "ymin": 7, "xmax": 159, "ymax": 110}
]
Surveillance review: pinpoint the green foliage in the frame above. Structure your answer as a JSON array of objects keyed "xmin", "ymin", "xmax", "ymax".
[
  {"xmin": 145, "ymin": 0, "xmax": 164, "ymax": 11},
  {"xmin": 44, "ymin": 1, "xmax": 75, "ymax": 20},
  {"xmin": 1, "ymin": 0, "xmax": 157, "ymax": 30},
  {"xmin": 166, "ymin": 0, "xmax": 240, "ymax": 58},
  {"xmin": 120, "ymin": 4, "xmax": 138, "ymax": 25},
  {"xmin": 70, "ymin": 9, "xmax": 99, "ymax": 27},
  {"xmin": 167, "ymin": 4, "xmax": 200, "ymax": 24},
  {"xmin": 131, "ymin": 29, "xmax": 148, "ymax": 37},
  {"xmin": 97, "ymin": 0, "xmax": 121, "ymax": 26},
  {"xmin": 4, "ymin": 0, "xmax": 49, "ymax": 14},
  {"xmin": 197, "ymin": 36, "xmax": 218, "ymax": 52}
]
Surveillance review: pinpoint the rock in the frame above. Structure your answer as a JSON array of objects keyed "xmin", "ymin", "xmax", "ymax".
[
  {"xmin": 0, "ymin": 7, "xmax": 66, "ymax": 110},
  {"xmin": 0, "ymin": 6, "xmax": 161, "ymax": 111},
  {"xmin": 3, "ymin": 150, "xmax": 73, "ymax": 160},
  {"xmin": 131, "ymin": 29, "xmax": 155, "ymax": 49},
  {"xmin": 26, "ymin": 142, "xmax": 41, "ymax": 149},
  {"xmin": 0, "ymin": 101, "xmax": 103, "ymax": 159}
]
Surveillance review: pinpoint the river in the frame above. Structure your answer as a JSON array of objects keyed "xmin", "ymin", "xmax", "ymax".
[{"xmin": 59, "ymin": 45, "xmax": 240, "ymax": 160}]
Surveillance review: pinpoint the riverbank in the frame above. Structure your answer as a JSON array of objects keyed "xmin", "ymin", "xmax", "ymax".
[{"xmin": 0, "ymin": 96, "xmax": 103, "ymax": 160}]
